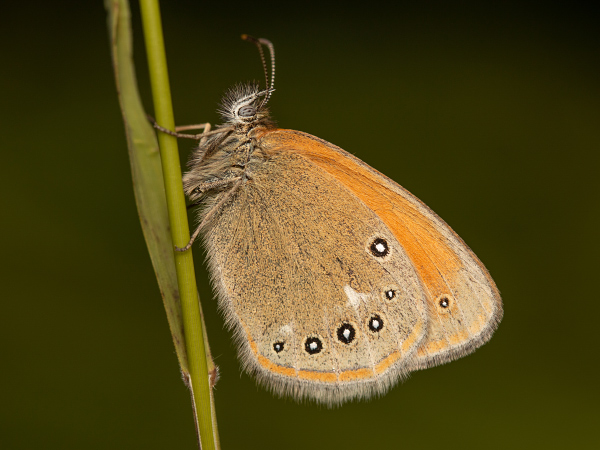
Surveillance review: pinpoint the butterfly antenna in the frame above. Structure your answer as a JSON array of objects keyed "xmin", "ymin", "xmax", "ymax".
[
  {"xmin": 258, "ymin": 38, "xmax": 275, "ymax": 105},
  {"xmin": 241, "ymin": 35, "xmax": 275, "ymax": 106}
]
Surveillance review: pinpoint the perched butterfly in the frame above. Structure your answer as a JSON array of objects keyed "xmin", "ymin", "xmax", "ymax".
[{"xmin": 155, "ymin": 36, "xmax": 502, "ymax": 405}]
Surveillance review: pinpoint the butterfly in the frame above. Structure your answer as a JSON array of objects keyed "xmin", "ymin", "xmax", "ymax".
[{"xmin": 155, "ymin": 36, "xmax": 502, "ymax": 406}]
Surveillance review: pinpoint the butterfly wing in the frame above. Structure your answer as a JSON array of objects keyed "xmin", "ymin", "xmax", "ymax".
[
  {"xmin": 261, "ymin": 129, "xmax": 503, "ymax": 371},
  {"xmin": 201, "ymin": 145, "xmax": 428, "ymax": 405}
]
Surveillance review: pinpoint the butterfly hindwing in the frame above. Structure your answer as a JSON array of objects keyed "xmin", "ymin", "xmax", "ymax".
[
  {"xmin": 262, "ymin": 129, "xmax": 503, "ymax": 371},
  {"xmin": 201, "ymin": 145, "xmax": 428, "ymax": 404}
]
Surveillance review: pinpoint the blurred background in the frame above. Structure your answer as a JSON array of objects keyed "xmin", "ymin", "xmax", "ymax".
[{"xmin": 2, "ymin": 1, "xmax": 598, "ymax": 448}]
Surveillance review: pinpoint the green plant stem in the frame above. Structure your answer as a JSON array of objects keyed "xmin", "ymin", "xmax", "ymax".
[{"xmin": 138, "ymin": 1, "xmax": 217, "ymax": 448}]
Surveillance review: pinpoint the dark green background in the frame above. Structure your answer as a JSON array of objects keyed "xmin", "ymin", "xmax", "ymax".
[{"xmin": 2, "ymin": 1, "xmax": 598, "ymax": 448}]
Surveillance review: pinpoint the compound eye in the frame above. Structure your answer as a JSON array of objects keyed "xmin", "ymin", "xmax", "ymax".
[{"xmin": 238, "ymin": 105, "xmax": 256, "ymax": 117}]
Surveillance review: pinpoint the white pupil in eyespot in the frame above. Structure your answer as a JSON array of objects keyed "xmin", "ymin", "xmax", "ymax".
[
  {"xmin": 309, "ymin": 342, "xmax": 317, "ymax": 350},
  {"xmin": 343, "ymin": 329, "xmax": 350, "ymax": 339},
  {"xmin": 372, "ymin": 319, "xmax": 380, "ymax": 329},
  {"xmin": 375, "ymin": 243, "xmax": 386, "ymax": 253}
]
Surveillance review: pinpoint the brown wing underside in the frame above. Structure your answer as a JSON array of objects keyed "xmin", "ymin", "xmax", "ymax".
[
  {"xmin": 261, "ymin": 129, "xmax": 503, "ymax": 370},
  {"xmin": 202, "ymin": 146, "xmax": 428, "ymax": 403}
]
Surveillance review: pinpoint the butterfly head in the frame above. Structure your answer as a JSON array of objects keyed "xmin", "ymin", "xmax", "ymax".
[{"xmin": 218, "ymin": 83, "xmax": 275, "ymax": 127}]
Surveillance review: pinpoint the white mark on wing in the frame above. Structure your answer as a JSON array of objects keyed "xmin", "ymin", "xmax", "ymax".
[
  {"xmin": 280, "ymin": 324, "xmax": 292, "ymax": 334},
  {"xmin": 344, "ymin": 285, "xmax": 369, "ymax": 310}
]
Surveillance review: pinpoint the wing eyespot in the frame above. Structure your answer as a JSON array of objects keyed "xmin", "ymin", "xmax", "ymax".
[
  {"xmin": 336, "ymin": 322, "xmax": 357, "ymax": 344},
  {"xmin": 367, "ymin": 314, "xmax": 384, "ymax": 333},
  {"xmin": 304, "ymin": 336, "xmax": 324, "ymax": 355},
  {"xmin": 381, "ymin": 286, "xmax": 399, "ymax": 302},
  {"xmin": 369, "ymin": 237, "xmax": 389, "ymax": 257},
  {"xmin": 436, "ymin": 294, "xmax": 454, "ymax": 312}
]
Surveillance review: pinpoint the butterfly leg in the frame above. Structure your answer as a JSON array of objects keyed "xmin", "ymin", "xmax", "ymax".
[
  {"xmin": 176, "ymin": 180, "xmax": 243, "ymax": 252},
  {"xmin": 191, "ymin": 176, "xmax": 243, "ymax": 195},
  {"xmin": 148, "ymin": 115, "xmax": 232, "ymax": 140},
  {"xmin": 175, "ymin": 123, "xmax": 211, "ymax": 132}
]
